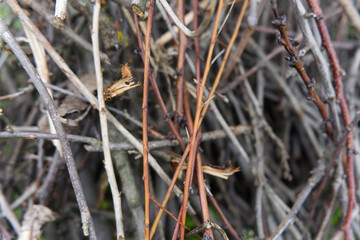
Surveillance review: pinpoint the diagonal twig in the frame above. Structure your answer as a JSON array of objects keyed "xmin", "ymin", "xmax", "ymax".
[{"xmin": 0, "ymin": 13, "xmax": 96, "ymax": 239}]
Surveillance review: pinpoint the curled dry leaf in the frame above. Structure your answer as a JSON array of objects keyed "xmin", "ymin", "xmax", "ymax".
[
  {"xmin": 171, "ymin": 159, "xmax": 240, "ymax": 180},
  {"xmin": 104, "ymin": 63, "xmax": 141, "ymax": 101}
]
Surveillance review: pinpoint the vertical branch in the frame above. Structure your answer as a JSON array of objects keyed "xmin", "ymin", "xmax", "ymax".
[
  {"xmin": 174, "ymin": 0, "xmax": 187, "ymax": 129},
  {"xmin": 149, "ymin": 146, "xmax": 190, "ymax": 239},
  {"xmin": 306, "ymin": 1, "xmax": 357, "ymax": 238},
  {"xmin": 91, "ymin": 1, "xmax": 124, "ymax": 239},
  {"xmin": 133, "ymin": 14, "xmax": 186, "ymax": 150},
  {"xmin": 191, "ymin": 0, "xmax": 213, "ymax": 238},
  {"xmin": 179, "ymin": 1, "xmax": 224, "ymax": 239},
  {"xmin": 143, "ymin": 0, "xmax": 156, "ymax": 238}
]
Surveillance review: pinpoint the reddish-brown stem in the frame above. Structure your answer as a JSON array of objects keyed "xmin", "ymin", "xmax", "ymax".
[
  {"xmin": 190, "ymin": 1, "xmax": 213, "ymax": 237},
  {"xmin": 174, "ymin": 0, "xmax": 187, "ymax": 129},
  {"xmin": 142, "ymin": 1, "xmax": 156, "ymax": 238},
  {"xmin": 271, "ymin": 10, "xmax": 333, "ymax": 139},
  {"xmin": 171, "ymin": 208, "xmax": 183, "ymax": 240},
  {"xmin": 179, "ymin": 1, "xmax": 249, "ymax": 238},
  {"xmin": 149, "ymin": 144, "xmax": 191, "ymax": 239},
  {"xmin": 133, "ymin": 15, "xmax": 186, "ymax": 151},
  {"xmin": 184, "ymin": 90, "xmax": 194, "ymax": 135},
  {"xmin": 178, "ymin": 0, "xmax": 223, "ymax": 235},
  {"xmin": 306, "ymin": 1, "xmax": 357, "ymax": 238},
  {"xmin": 185, "ymin": 92, "xmax": 214, "ymax": 239},
  {"xmin": 150, "ymin": 195, "xmax": 192, "ymax": 232}
]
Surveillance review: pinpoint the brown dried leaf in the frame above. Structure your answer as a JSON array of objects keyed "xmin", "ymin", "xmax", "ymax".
[
  {"xmin": 104, "ymin": 64, "xmax": 140, "ymax": 101},
  {"xmin": 121, "ymin": 63, "xmax": 133, "ymax": 79},
  {"xmin": 171, "ymin": 159, "xmax": 240, "ymax": 180}
]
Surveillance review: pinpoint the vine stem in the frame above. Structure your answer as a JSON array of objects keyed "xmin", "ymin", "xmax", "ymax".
[
  {"xmin": 174, "ymin": 0, "xmax": 187, "ymax": 129},
  {"xmin": 191, "ymin": 0, "xmax": 213, "ymax": 237},
  {"xmin": 133, "ymin": 14, "xmax": 186, "ymax": 150},
  {"xmin": 142, "ymin": 0, "xmax": 156, "ymax": 238},
  {"xmin": 178, "ymin": 1, "xmax": 223, "ymax": 238},
  {"xmin": 306, "ymin": 1, "xmax": 357, "ymax": 238}
]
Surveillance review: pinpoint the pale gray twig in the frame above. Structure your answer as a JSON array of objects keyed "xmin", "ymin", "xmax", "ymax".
[
  {"xmin": 91, "ymin": 1, "xmax": 124, "ymax": 239},
  {"xmin": 268, "ymin": 165, "xmax": 325, "ymax": 239},
  {"xmin": 55, "ymin": 0, "xmax": 68, "ymax": 20},
  {"xmin": 0, "ymin": 185, "xmax": 21, "ymax": 234},
  {"xmin": 158, "ymin": 0, "xmax": 217, "ymax": 37},
  {"xmin": 20, "ymin": 0, "xmax": 110, "ymax": 63}
]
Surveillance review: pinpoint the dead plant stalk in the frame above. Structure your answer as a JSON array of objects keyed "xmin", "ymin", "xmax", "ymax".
[
  {"xmin": 179, "ymin": 0, "xmax": 249, "ymax": 239},
  {"xmin": 91, "ymin": 1, "xmax": 124, "ymax": 239},
  {"xmin": 142, "ymin": 0, "xmax": 156, "ymax": 238},
  {"xmin": 306, "ymin": 1, "xmax": 357, "ymax": 238}
]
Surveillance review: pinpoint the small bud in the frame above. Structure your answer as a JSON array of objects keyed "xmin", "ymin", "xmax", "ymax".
[
  {"xmin": 305, "ymin": 94, "xmax": 313, "ymax": 101},
  {"xmin": 284, "ymin": 55, "xmax": 291, "ymax": 61},
  {"xmin": 289, "ymin": 38, "xmax": 299, "ymax": 47},
  {"xmin": 320, "ymin": 119, "xmax": 332, "ymax": 133},
  {"xmin": 288, "ymin": 56, "xmax": 298, "ymax": 68},
  {"xmin": 272, "ymin": 15, "xmax": 287, "ymax": 26},
  {"xmin": 315, "ymin": 14, "xmax": 324, "ymax": 21},
  {"xmin": 303, "ymin": 12, "xmax": 317, "ymax": 18},
  {"xmin": 348, "ymin": 149, "xmax": 358, "ymax": 155},
  {"xmin": 275, "ymin": 31, "xmax": 283, "ymax": 44},
  {"xmin": 307, "ymin": 78, "xmax": 316, "ymax": 88}
]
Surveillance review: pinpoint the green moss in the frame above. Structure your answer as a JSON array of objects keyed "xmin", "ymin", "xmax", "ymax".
[
  {"xmin": 117, "ymin": 31, "xmax": 128, "ymax": 47},
  {"xmin": 330, "ymin": 207, "xmax": 342, "ymax": 227},
  {"xmin": 100, "ymin": 199, "xmax": 111, "ymax": 210},
  {"xmin": 242, "ymin": 229, "xmax": 258, "ymax": 240}
]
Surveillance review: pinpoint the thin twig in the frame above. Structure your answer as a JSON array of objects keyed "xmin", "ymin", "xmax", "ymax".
[
  {"xmin": 178, "ymin": 1, "xmax": 224, "ymax": 238},
  {"xmin": 22, "ymin": 16, "xmax": 63, "ymax": 156},
  {"xmin": 0, "ymin": 124, "xmax": 251, "ymax": 151},
  {"xmin": 174, "ymin": 0, "xmax": 187, "ymax": 130},
  {"xmin": 268, "ymin": 165, "xmax": 325, "ymax": 239},
  {"xmin": 7, "ymin": 0, "xmax": 187, "ymax": 203},
  {"xmin": 0, "ymin": 185, "xmax": 21, "ymax": 234},
  {"xmin": 0, "ymin": 11, "xmax": 96, "ymax": 239},
  {"xmin": 306, "ymin": 1, "xmax": 357, "ymax": 238},
  {"xmin": 20, "ymin": 0, "xmax": 110, "ymax": 63},
  {"xmin": 55, "ymin": 0, "xmax": 68, "ymax": 20},
  {"xmin": 91, "ymin": 1, "xmax": 124, "ymax": 239},
  {"xmin": 158, "ymin": 0, "xmax": 217, "ymax": 37},
  {"xmin": 0, "ymin": 85, "xmax": 34, "ymax": 100},
  {"xmin": 142, "ymin": 0, "xmax": 157, "ymax": 238},
  {"xmin": 133, "ymin": 14, "xmax": 186, "ymax": 150},
  {"xmin": 271, "ymin": 9, "xmax": 333, "ymax": 139},
  {"xmin": 289, "ymin": 0, "xmax": 340, "ymax": 138}
]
